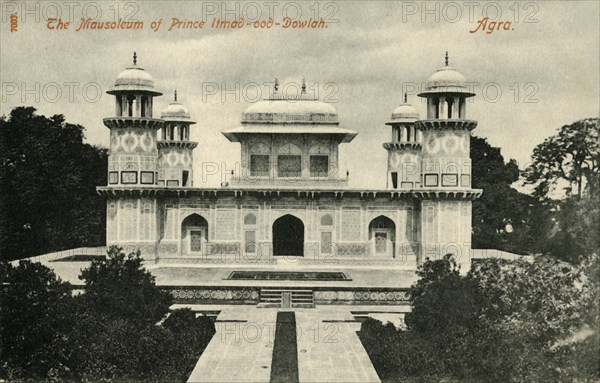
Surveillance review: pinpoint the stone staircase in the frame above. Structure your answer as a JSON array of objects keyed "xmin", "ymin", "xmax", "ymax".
[{"xmin": 258, "ymin": 288, "xmax": 314, "ymax": 308}]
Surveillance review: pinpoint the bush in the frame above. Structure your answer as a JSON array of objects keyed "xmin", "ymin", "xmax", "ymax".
[
  {"xmin": 0, "ymin": 260, "xmax": 74, "ymax": 381},
  {"xmin": 0, "ymin": 247, "xmax": 216, "ymax": 382},
  {"xmin": 63, "ymin": 247, "xmax": 215, "ymax": 382},
  {"xmin": 359, "ymin": 318, "xmax": 448, "ymax": 382},
  {"xmin": 78, "ymin": 246, "xmax": 172, "ymax": 325},
  {"xmin": 360, "ymin": 254, "xmax": 600, "ymax": 383}
]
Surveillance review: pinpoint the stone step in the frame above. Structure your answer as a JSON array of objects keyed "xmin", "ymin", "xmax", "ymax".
[
  {"xmin": 291, "ymin": 303, "xmax": 314, "ymax": 308},
  {"xmin": 259, "ymin": 297, "xmax": 282, "ymax": 304},
  {"xmin": 258, "ymin": 288, "xmax": 315, "ymax": 308},
  {"xmin": 260, "ymin": 293, "xmax": 283, "ymax": 298},
  {"xmin": 292, "ymin": 298, "xmax": 314, "ymax": 303}
]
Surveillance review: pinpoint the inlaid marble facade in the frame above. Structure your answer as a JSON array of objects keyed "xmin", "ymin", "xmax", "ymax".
[{"xmin": 98, "ymin": 54, "xmax": 483, "ymax": 272}]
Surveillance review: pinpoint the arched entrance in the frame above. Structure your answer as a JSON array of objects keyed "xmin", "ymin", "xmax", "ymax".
[
  {"xmin": 272, "ymin": 215, "xmax": 304, "ymax": 256},
  {"xmin": 181, "ymin": 214, "xmax": 208, "ymax": 255},
  {"xmin": 368, "ymin": 216, "xmax": 396, "ymax": 257}
]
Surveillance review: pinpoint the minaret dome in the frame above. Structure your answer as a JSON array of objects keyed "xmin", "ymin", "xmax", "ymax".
[
  {"xmin": 108, "ymin": 52, "xmax": 162, "ymax": 96},
  {"xmin": 418, "ymin": 52, "xmax": 475, "ymax": 120},
  {"xmin": 157, "ymin": 91, "xmax": 197, "ymax": 187},
  {"xmin": 383, "ymin": 93, "xmax": 421, "ymax": 189}
]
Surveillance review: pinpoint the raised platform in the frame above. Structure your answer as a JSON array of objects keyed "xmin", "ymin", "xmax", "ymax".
[
  {"xmin": 17, "ymin": 247, "xmax": 416, "ymax": 308},
  {"xmin": 16, "ymin": 246, "xmax": 526, "ymax": 309},
  {"xmin": 152, "ymin": 264, "xmax": 416, "ymax": 307}
]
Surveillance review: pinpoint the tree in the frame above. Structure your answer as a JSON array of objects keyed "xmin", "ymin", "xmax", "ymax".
[
  {"xmin": 405, "ymin": 255, "xmax": 471, "ymax": 334},
  {"xmin": 471, "ymin": 136, "xmax": 548, "ymax": 254},
  {"xmin": 510, "ymin": 117, "xmax": 600, "ymax": 263},
  {"xmin": 524, "ymin": 118, "xmax": 599, "ymax": 200},
  {"xmin": 67, "ymin": 247, "xmax": 214, "ymax": 382},
  {"xmin": 360, "ymin": 255, "xmax": 600, "ymax": 382},
  {"xmin": 1, "ymin": 249, "xmax": 216, "ymax": 382},
  {"xmin": 0, "ymin": 106, "xmax": 108, "ymax": 261},
  {"xmin": 78, "ymin": 246, "xmax": 173, "ymax": 326},
  {"xmin": 546, "ymin": 195, "xmax": 600, "ymax": 263},
  {"xmin": 0, "ymin": 260, "xmax": 74, "ymax": 381}
]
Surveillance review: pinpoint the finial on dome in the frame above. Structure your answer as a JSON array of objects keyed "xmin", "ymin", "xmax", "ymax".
[
  {"xmin": 174, "ymin": 90, "xmax": 177, "ymax": 102},
  {"xmin": 445, "ymin": 50, "xmax": 449, "ymax": 66},
  {"xmin": 404, "ymin": 92, "xmax": 407, "ymax": 103},
  {"xmin": 301, "ymin": 75, "xmax": 306, "ymax": 95},
  {"xmin": 133, "ymin": 51, "xmax": 137, "ymax": 65}
]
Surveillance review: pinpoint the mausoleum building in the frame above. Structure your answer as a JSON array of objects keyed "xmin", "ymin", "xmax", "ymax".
[{"xmin": 97, "ymin": 52, "xmax": 482, "ymax": 276}]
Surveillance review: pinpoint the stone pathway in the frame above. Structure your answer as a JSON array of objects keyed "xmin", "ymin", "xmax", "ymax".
[
  {"xmin": 295, "ymin": 309, "xmax": 380, "ymax": 382},
  {"xmin": 187, "ymin": 307, "xmax": 278, "ymax": 382},
  {"xmin": 187, "ymin": 307, "xmax": 381, "ymax": 383}
]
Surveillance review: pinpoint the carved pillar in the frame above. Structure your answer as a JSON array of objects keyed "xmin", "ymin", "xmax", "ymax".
[
  {"xmin": 135, "ymin": 95, "xmax": 141, "ymax": 117},
  {"xmin": 453, "ymin": 97, "xmax": 460, "ymax": 118},
  {"xmin": 439, "ymin": 99, "xmax": 446, "ymax": 120}
]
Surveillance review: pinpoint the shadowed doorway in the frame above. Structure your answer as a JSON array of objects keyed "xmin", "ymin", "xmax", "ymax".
[
  {"xmin": 181, "ymin": 213, "xmax": 208, "ymax": 255},
  {"xmin": 368, "ymin": 215, "xmax": 396, "ymax": 257},
  {"xmin": 272, "ymin": 215, "xmax": 304, "ymax": 256}
]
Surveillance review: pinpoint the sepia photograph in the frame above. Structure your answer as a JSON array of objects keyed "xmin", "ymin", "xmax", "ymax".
[{"xmin": 1, "ymin": 1, "xmax": 599, "ymax": 382}]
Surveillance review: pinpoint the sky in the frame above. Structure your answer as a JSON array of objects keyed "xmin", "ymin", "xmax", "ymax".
[{"xmin": 1, "ymin": 0, "xmax": 599, "ymax": 188}]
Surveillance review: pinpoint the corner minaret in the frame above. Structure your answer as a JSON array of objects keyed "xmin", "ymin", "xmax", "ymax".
[
  {"xmin": 417, "ymin": 52, "xmax": 476, "ymax": 189},
  {"xmin": 384, "ymin": 93, "xmax": 421, "ymax": 189},
  {"xmin": 101, "ymin": 52, "xmax": 163, "ymax": 261},
  {"xmin": 104, "ymin": 52, "xmax": 163, "ymax": 187},
  {"xmin": 414, "ymin": 52, "xmax": 481, "ymax": 271},
  {"xmin": 157, "ymin": 91, "xmax": 197, "ymax": 187}
]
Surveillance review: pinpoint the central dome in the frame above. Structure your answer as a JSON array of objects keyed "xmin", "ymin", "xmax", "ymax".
[
  {"xmin": 223, "ymin": 79, "xmax": 356, "ymax": 143},
  {"xmin": 242, "ymin": 98, "xmax": 338, "ymax": 124}
]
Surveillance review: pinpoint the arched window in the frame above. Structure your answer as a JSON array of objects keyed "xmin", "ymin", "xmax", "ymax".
[
  {"xmin": 309, "ymin": 144, "xmax": 330, "ymax": 155},
  {"xmin": 446, "ymin": 97, "xmax": 454, "ymax": 119},
  {"xmin": 249, "ymin": 143, "xmax": 270, "ymax": 177},
  {"xmin": 127, "ymin": 95, "xmax": 135, "ymax": 117},
  {"xmin": 141, "ymin": 96, "xmax": 148, "ymax": 117},
  {"xmin": 309, "ymin": 144, "xmax": 330, "ymax": 177},
  {"xmin": 277, "ymin": 144, "xmax": 302, "ymax": 178},
  {"xmin": 320, "ymin": 214, "xmax": 334, "ymax": 253},
  {"xmin": 277, "ymin": 143, "xmax": 302, "ymax": 155},
  {"xmin": 369, "ymin": 216, "xmax": 395, "ymax": 230},
  {"xmin": 243, "ymin": 212, "xmax": 257, "ymax": 254},
  {"xmin": 116, "ymin": 96, "xmax": 124, "ymax": 116},
  {"xmin": 244, "ymin": 213, "xmax": 257, "ymax": 226},
  {"xmin": 321, "ymin": 214, "xmax": 333, "ymax": 226},
  {"xmin": 182, "ymin": 126, "xmax": 188, "ymax": 140}
]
